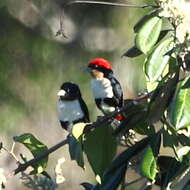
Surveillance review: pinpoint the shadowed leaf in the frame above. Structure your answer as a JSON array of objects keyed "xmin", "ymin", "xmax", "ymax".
[{"xmin": 83, "ymin": 122, "xmax": 117, "ymax": 179}]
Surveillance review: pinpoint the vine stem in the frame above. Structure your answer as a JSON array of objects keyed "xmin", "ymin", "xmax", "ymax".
[
  {"xmin": 2, "ymin": 142, "xmax": 19, "ymax": 163},
  {"xmin": 56, "ymin": 0, "xmax": 159, "ymax": 37},
  {"xmin": 66, "ymin": 0, "xmax": 158, "ymax": 9}
]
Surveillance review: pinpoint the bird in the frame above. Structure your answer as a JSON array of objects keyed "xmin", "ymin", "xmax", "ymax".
[
  {"xmin": 86, "ymin": 57, "xmax": 124, "ymax": 120},
  {"xmin": 57, "ymin": 82, "xmax": 90, "ymax": 131}
]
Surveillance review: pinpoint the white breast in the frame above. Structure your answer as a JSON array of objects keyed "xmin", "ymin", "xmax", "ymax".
[
  {"xmin": 57, "ymin": 99, "xmax": 84, "ymax": 122},
  {"xmin": 91, "ymin": 78, "xmax": 114, "ymax": 99}
]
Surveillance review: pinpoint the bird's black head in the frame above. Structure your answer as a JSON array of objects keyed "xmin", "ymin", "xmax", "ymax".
[{"xmin": 58, "ymin": 82, "xmax": 82, "ymax": 100}]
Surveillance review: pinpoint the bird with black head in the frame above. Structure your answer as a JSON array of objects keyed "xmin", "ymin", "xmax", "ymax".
[{"xmin": 57, "ymin": 82, "xmax": 90, "ymax": 131}]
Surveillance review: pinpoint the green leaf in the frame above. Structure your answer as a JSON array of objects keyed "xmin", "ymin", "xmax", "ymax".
[
  {"xmin": 14, "ymin": 133, "xmax": 48, "ymax": 174},
  {"xmin": 135, "ymin": 16, "xmax": 162, "ymax": 54},
  {"xmin": 148, "ymin": 71, "xmax": 179, "ymax": 123},
  {"xmin": 122, "ymin": 45, "xmax": 142, "ymax": 57},
  {"xmin": 68, "ymin": 135, "xmax": 84, "ymax": 168},
  {"xmin": 145, "ymin": 37, "xmax": 173, "ymax": 81},
  {"xmin": 140, "ymin": 145, "xmax": 157, "ymax": 180},
  {"xmin": 83, "ymin": 123, "xmax": 117, "ymax": 179},
  {"xmin": 169, "ymin": 76, "xmax": 190, "ymax": 130},
  {"xmin": 134, "ymin": 10, "xmax": 160, "ymax": 33},
  {"xmin": 72, "ymin": 122, "xmax": 86, "ymax": 139}
]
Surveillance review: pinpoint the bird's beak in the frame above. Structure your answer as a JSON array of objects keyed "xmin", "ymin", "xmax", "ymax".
[{"xmin": 57, "ymin": 89, "xmax": 66, "ymax": 96}]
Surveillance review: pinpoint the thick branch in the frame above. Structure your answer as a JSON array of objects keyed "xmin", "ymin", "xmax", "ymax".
[{"xmin": 13, "ymin": 92, "xmax": 152, "ymax": 175}]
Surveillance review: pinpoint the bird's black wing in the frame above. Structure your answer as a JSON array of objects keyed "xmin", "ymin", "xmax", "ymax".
[
  {"xmin": 110, "ymin": 77, "xmax": 123, "ymax": 107},
  {"xmin": 79, "ymin": 98, "xmax": 90, "ymax": 122}
]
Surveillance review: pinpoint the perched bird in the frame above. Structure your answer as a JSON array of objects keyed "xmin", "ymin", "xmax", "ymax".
[
  {"xmin": 57, "ymin": 82, "xmax": 90, "ymax": 131},
  {"xmin": 86, "ymin": 57, "xmax": 124, "ymax": 120}
]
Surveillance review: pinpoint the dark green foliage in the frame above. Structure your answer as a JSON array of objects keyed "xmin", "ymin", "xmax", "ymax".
[
  {"xmin": 67, "ymin": 135, "xmax": 85, "ymax": 168},
  {"xmin": 83, "ymin": 123, "xmax": 117, "ymax": 179}
]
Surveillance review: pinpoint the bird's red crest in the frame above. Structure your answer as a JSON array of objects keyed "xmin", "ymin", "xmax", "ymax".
[{"xmin": 88, "ymin": 58, "xmax": 112, "ymax": 69}]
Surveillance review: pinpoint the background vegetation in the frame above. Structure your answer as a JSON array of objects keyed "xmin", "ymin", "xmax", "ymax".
[{"xmin": 2, "ymin": 0, "xmax": 190, "ymax": 190}]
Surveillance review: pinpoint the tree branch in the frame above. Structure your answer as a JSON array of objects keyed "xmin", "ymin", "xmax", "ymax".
[
  {"xmin": 13, "ymin": 91, "xmax": 152, "ymax": 175},
  {"xmin": 14, "ymin": 139, "xmax": 68, "ymax": 175}
]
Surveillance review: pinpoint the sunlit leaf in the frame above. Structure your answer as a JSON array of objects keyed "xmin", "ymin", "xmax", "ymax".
[
  {"xmin": 134, "ymin": 10, "xmax": 159, "ymax": 33},
  {"xmin": 169, "ymin": 76, "xmax": 190, "ymax": 130},
  {"xmin": 135, "ymin": 16, "xmax": 162, "ymax": 54},
  {"xmin": 83, "ymin": 123, "xmax": 117, "ymax": 179},
  {"xmin": 67, "ymin": 135, "xmax": 84, "ymax": 168},
  {"xmin": 124, "ymin": 30, "xmax": 170, "ymax": 58},
  {"xmin": 140, "ymin": 145, "xmax": 157, "ymax": 180},
  {"xmin": 145, "ymin": 37, "xmax": 173, "ymax": 81},
  {"xmin": 72, "ymin": 122, "xmax": 86, "ymax": 139},
  {"xmin": 13, "ymin": 133, "xmax": 48, "ymax": 174},
  {"xmin": 177, "ymin": 146, "xmax": 190, "ymax": 161}
]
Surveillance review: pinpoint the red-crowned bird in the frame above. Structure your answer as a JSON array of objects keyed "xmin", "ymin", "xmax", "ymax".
[
  {"xmin": 57, "ymin": 82, "xmax": 90, "ymax": 131},
  {"xmin": 86, "ymin": 57, "xmax": 124, "ymax": 120}
]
